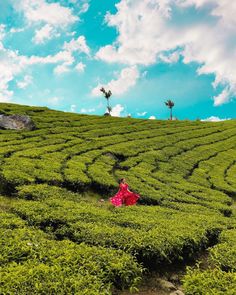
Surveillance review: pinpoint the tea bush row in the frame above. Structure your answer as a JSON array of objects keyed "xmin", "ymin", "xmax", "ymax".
[
  {"xmin": 0, "ymin": 208, "xmax": 142, "ymax": 294},
  {"xmin": 8, "ymin": 191, "xmax": 229, "ymax": 267}
]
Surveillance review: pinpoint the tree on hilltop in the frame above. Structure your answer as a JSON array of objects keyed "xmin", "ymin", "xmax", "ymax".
[
  {"xmin": 165, "ymin": 99, "xmax": 175, "ymax": 120},
  {"xmin": 100, "ymin": 87, "xmax": 112, "ymax": 116}
]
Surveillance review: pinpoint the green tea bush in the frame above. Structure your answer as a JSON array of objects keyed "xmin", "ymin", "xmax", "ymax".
[
  {"xmin": 8, "ymin": 196, "xmax": 228, "ymax": 267},
  {"xmin": 16, "ymin": 183, "xmax": 81, "ymax": 201},
  {"xmin": 183, "ymin": 267, "xmax": 236, "ymax": 295},
  {"xmin": 210, "ymin": 229, "xmax": 236, "ymax": 271},
  {"xmin": 0, "ymin": 211, "xmax": 142, "ymax": 293},
  {"xmin": 1, "ymin": 103, "xmax": 236, "ymax": 294}
]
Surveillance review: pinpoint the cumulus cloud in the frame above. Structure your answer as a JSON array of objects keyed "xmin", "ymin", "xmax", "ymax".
[
  {"xmin": 53, "ymin": 37, "xmax": 90, "ymax": 74},
  {"xmin": 33, "ymin": 24, "xmax": 59, "ymax": 44},
  {"xmin": 0, "ymin": 40, "xmax": 76, "ymax": 101},
  {"xmin": 70, "ymin": 104, "xmax": 76, "ymax": 112},
  {"xmin": 110, "ymin": 104, "xmax": 125, "ymax": 117},
  {"xmin": 0, "ymin": 48, "xmax": 23, "ymax": 102},
  {"xmin": 92, "ymin": 66, "xmax": 140, "ymax": 96},
  {"xmin": 0, "ymin": 23, "xmax": 90, "ymax": 100},
  {"xmin": 149, "ymin": 116, "xmax": 156, "ymax": 120},
  {"xmin": 17, "ymin": 75, "xmax": 33, "ymax": 89},
  {"xmin": 63, "ymin": 36, "xmax": 90, "ymax": 56},
  {"xmin": 213, "ymin": 88, "xmax": 232, "ymax": 106},
  {"xmin": 54, "ymin": 63, "xmax": 70, "ymax": 75},
  {"xmin": 96, "ymin": 0, "xmax": 236, "ymax": 105},
  {"xmin": 24, "ymin": 50, "xmax": 74, "ymax": 67},
  {"xmin": 13, "ymin": 0, "xmax": 78, "ymax": 44},
  {"xmin": 75, "ymin": 62, "xmax": 86, "ymax": 73},
  {"xmin": 201, "ymin": 116, "xmax": 231, "ymax": 122},
  {"xmin": 14, "ymin": 0, "xmax": 78, "ymax": 27}
]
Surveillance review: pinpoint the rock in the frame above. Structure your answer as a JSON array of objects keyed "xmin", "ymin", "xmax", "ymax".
[
  {"xmin": 170, "ymin": 290, "xmax": 185, "ymax": 295},
  {"xmin": 157, "ymin": 279, "xmax": 177, "ymax": 291},
  {"xmin": 169, "ymin": 274, "xmax": 180, "ymax": 283},
  {"xmin": 0, "ymin": 114, "xmax": 36, "ymax": 130}
]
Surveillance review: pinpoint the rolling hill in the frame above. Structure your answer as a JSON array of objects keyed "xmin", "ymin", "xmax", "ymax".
[{"xmin": 0, "ymin": 102, "xmax": 236, "ymax": 294}]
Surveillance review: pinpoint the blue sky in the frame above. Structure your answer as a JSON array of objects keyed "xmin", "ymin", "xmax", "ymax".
[{"xmin": 0, "ymin": 0, "xmax": 235, "ymax": 120}]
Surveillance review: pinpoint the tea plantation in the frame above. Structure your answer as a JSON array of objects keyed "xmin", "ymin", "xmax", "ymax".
[{"xmin": 0, "ymin": 102, "xmax": 236, "ymax": 294}]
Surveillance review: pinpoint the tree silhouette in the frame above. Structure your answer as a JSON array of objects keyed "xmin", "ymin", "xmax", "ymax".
[
  {"xmin": 100, "ymin": 87, "xmax": 112, "ymax": 115},
  {"xmin": 165, "ymin": 100, "xmax": 175, "ymax": 120}
]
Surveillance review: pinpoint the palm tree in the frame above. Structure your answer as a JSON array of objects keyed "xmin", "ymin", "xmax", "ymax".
[
  {"xmin": 100, "ymin": 87, "xmax": 112, "ymax": 115},
  {"xmin": 165, "ymin": 100, "xmax": 175, "ymax": 120}
]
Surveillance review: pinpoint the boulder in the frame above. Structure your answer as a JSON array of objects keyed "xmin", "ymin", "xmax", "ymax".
[
  {"xmin": 0, "ymin": 114, "xmax": 36, "ymax": 130},
  {"xmin": 157, "ymin": 279, "xmax": 177, "ymax": 291}
]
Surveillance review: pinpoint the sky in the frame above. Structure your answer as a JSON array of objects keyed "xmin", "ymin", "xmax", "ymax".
[{"xmin": 0, "ymin": 0, "xmax": 236, "ymax": 121}]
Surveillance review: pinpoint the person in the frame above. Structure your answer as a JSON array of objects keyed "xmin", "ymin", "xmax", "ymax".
[{"xmin": 110, "ymin": 178, "xmax": 140, "ymax": 207}]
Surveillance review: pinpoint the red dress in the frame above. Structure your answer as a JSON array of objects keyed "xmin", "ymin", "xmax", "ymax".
[{"xmin": 110, "ymin": 183, "xmax": 140, "ymax": 207}]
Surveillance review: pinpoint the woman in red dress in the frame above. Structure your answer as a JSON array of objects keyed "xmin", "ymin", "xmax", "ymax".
[{"xmin": 110, "ymin": 178, "xmax": 140, "ymax": 207}]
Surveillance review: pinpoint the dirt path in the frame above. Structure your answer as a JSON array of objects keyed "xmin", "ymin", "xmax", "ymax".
[
  {"xmin": 114, "ymin": 247, "xmax": 212, "ymax": 295},
  {"xmin": 116, "ymin": 271, "xmax": 184, "ymax": 295}
]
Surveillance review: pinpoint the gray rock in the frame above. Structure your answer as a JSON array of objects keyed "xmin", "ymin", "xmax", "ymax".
[
  {"xmin": 170, "ymin": 290, "xmax": 185, "ymax": 295},
  {"xmin": 0, "ymin": 114, "xmax": 36, "ymax": 131},
  {"xmin": 157, "ymin": 279, "xmax": 177, "ymax": 291},
  {"xmin": 169, "ymin": 274, "xmax": 179, "ymax": 283}
]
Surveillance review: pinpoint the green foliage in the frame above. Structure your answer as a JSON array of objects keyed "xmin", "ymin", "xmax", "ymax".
[
  {"xmin": 0, "ymin": 210, "xmax": 142, "ymax": 294},
  {"xmin": 210, "ymin": 229, "xmax": 236, "ymax": 271},
  {"xmin": 1, "ymin": 103, "xmax": 236, "ymax": 294},
  {"xmin": 183, "ymin": 267, "xmax": 236, "ymax": 295},
  {"xmin": 16, "ymin": 183, "xmax": 81, "ymax": 201},
  {"xmin": 7, "ymin": 195, "xmax": 228, "ymax": 267}
]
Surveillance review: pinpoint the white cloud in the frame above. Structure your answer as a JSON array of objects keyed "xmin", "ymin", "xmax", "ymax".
[
  {"xmin": 92, "ymin": 66, "xmax": 140, "ymax": 96},
  {"xmin": 54, "ymin": 64, "xmax": 70, "ymax": 75},
  {"xmin": 149, "ymin": 115, "xmax": 156, "ymax": 120},
  {"xmin": 66, "ymin": 31, "xmax": 76, "ymax": 37},
  {"xmin": 13, "ymin": 0, "xmax": 79, "ymax": 44},
  {"xmin": 80, "ymin": 107, "xmax": 95, "ymax": 113},
  {"xmin": 10, "ymin": 27, "xmax": 25, "ymax": 34},
  {"xmin": 0, "ymin": 41, "xmax": 75, "ymax": 101},
  {"xmin": 75, "ymin": 62, "xmax": 86, "ymax": 73},
  {"xmin": 33, "ymin": 24, "xmax": 59, "ymax": 44},
  {"xmin": 80, "ymin": 3, "xmax": 90, "ymax": 14},
  {"xmin": 96, "ymin": 0, "xmax": 236, "ymax": 105},
  {"xmin": 14, "ymin": 0, "xmax": 78, "ymax": 27},
  {"xmin": 63, "ymin": 36, "xmax": 90, "ymax": 55},
  {"xmin": 53, "ymin": 37, "xmax": 89, "ymax": 74},
  {"xmin": 213, "ymin": 88, "xmax": 232, "ymax": 106},
  {"xmin": 70, "ymin": 104, "xmax": 76, "ymax": 112},
  {"xmin": 110, "ymin": 104, "xmax": 124, "ymax": 117},
  {"xmin": 0, "ymin": 26, "xmax": 90, "ymax": 101},
  {"xmin": 47, "ymin": 96, "xmax": 63, "ymax": 105},
  {"xmin": 17, "ymin": 75, "xmax": 33, "ymax": 89},
  {"xmin": 0, "ymin": 24, "xmax": 5, "ymax": 48},
  {"xmin": 201, "ymin": 116, "xmax": 231, "ymax": 122},
  {"xmin": 24, "ymin": 50, "xmax": 75, "ymax": 66},
  {"xmin": 137, "ymin": 111, "xmax": 147, "ymax": 116},
  {"xmin": 0, "ymin": 48, "xmax": 23, "ymax": 102}
]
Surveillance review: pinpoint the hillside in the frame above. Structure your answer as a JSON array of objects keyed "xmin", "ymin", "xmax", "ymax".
[{"xmin": 0, "ymin": 102, "xmax": 236, "ymax": 294}]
